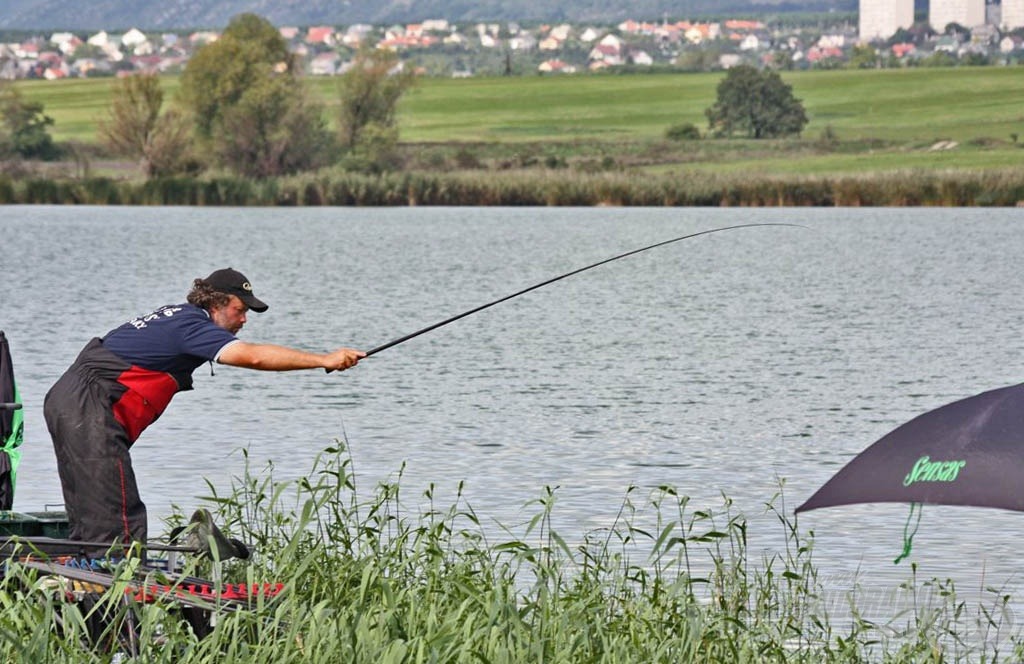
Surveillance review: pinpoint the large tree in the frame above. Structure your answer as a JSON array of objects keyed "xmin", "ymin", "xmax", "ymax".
[
  {"xmin": 98, "ymin": 73, "xmax": 193, "ymax": 177},
  {"xmin": 337, "ymin": 47, "xmax": 415, "ymax": 150},
  {"xmin": 179, "ymin": 13, "xmax": 330, "ymax": 176},
  {"xmin": 705, "ymin": 65, "xmax": 808, "ymax": 139},
  {"xmin": 180, "ymin": 13, "xmax": 295, "ymax": 139},
  {"xmin": 216, "ymin": 76, "xmax": 331, "ymax": 178}
]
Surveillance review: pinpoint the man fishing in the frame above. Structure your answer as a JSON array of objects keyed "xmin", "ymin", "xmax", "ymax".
[{"xmin": 44, "ymin": 268, "xmax": 364, "ymax": 549}]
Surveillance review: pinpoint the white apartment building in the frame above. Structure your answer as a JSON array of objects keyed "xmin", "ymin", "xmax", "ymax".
[
  {"xmin": 1002, "ymin": 0, "xmax": 1024, "ymax": 29},
  {"xmin": 929, "ymin": 0, "xmax": 986, "ymax": 31},
  {"xmin": 859, "ymin": 0, "xmax": 914, "ymax": 40}
]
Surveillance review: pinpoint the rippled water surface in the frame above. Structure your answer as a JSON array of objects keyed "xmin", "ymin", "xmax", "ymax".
[{"xmin": 4, "ymin": 205, "xmax": 1024, "ymax": 611}]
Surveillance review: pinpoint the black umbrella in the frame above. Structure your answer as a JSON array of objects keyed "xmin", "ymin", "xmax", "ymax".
[
  {"xmin": 795, "ymin": 382, "xmax": 1024, "ymax": 562},
  {"xmin": 0, "ymin": 331, "xmax": 22, "ymax": 510},
  {"xmin": 797, "ymin": 383, "xmax": 1024, "ymax": 515}
]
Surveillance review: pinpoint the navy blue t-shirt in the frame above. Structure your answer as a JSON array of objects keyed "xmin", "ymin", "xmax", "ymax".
[{"xmin": 101, "ymin": 304, "xmax": 239, "ymax": 380}]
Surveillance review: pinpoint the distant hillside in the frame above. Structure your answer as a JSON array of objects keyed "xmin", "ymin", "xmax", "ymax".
[{"xmin": 0, "ymin": 0, "xmax": 856, "ymax": 31}]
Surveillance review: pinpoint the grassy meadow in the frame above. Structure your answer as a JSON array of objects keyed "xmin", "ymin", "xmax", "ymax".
[
  {"xmin": 391, "ymin": 67, "xmax": 1024, "ymax": 147},
  {"xmin": 12, "ymin": 66, "xmax": 1024, "ymax": 178}
]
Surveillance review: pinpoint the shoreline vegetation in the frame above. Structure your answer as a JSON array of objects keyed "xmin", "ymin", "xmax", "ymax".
[
  {"xmin": 5, "ymin": 66, "xmax": 1024, "ymax": 207},
  {"xmin": 3, "ymin": 168, "xmax": 1024, "ymax": 207},
  {"xmin": 2, "ymin": 445, "xmax": 1019, "ymax": 661}
]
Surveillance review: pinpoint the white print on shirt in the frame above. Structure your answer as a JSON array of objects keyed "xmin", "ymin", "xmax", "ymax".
[{"xmin": 128, "ymin": 306, "xmax": 184, "ymax": 330}]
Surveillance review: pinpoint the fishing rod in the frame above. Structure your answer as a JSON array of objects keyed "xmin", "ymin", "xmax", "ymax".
[
  {"xmin": 0, "ymin": 535, "xmax": 201, "ymax": 554},
  {"xmin": 330, "ymin": 222, "xmax": 803, "ymax": 370}
]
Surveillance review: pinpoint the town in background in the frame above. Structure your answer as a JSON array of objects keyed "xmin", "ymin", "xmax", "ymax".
[{"xmin": 1, "ymin": 0, "xmax": 1023, "ymax": 81}]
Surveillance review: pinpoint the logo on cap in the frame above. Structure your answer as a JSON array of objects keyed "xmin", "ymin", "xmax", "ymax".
[{"xmin": 242, "ymin": 282, "xmax": 253, "ymax": 292}]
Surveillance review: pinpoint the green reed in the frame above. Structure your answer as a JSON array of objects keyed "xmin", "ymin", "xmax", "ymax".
[
  {"xmin": 0, "ymin": 444, "xmax": 1022, "ymax": 662},
  {"xmin": 4, "ymin": 168, "xmax": 1024, "ymax": 207}
]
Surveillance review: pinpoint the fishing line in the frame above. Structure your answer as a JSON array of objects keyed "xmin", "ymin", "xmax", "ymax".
[
  {"xmin": 893, "ymin": 501, "xmax": 922, "ymax": 565},
  {"xmin": 329, "ymin": 222, "xmax": 805, "ymax": 371}
]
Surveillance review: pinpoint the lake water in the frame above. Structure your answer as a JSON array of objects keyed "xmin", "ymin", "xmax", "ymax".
[{"xmin": 3, "ymin": 205, "xmax": 1024, "ymax": 626}]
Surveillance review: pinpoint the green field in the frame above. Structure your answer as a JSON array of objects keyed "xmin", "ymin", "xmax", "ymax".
[
  {"xmin": 13, "ymin": 66, "xmax": 1024, "ymax": 176},
  {"xmin": 408, "ymin": 68, "xmax": 1024, "ymax": 144}
]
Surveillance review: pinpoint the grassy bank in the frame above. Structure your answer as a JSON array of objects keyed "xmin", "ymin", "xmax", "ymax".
[
  {"xmin": 7, "ymin": 68, "xmax": 1024, "ymax": 205},
  {"xmin": 0, "ymin": 445, "xmax": 1018, "ymax": 662}
]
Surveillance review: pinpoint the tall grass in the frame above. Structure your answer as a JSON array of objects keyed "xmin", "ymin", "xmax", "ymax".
[
  {"xmin": 0, "ymin": 444, "xmax": 1021, "ymax": 662},
  {"xmin": 4, "ymin": 169, "xmax": 1024, "ymax": 207}
]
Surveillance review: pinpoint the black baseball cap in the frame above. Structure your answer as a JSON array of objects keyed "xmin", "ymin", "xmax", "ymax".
[{"xmin": 204, "ymin": 268, "xmax": 268, "ymax": 312}]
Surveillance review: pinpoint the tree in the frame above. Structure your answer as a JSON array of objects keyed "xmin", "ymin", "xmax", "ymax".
[
  {"xmin": 848, "ymin": 44, "xmax": 879, "ymax": 69},
  {"xmin": 889, "ymin": 24, "xmax": 933, "ymax": 47},
  {"xmin": 216, "ymin": 76, "xmax": 332, "ymax": 177},
  {"xmin": 179, "ymin": 13, "xmax": 327, "ymax": 176},
  {"xmin": 704, "ymin": 65, "xmax": 808, "ymax": 139},
  {"xmin": 142, "ymin": 110, "xmax": 195, "ymax": 176},
  {"xmin": 98, "ymin": 73, "xmax": 194, "ymax": 177},
  {"xmin": 771, "ymin": 50, "xmax": 796, "ymax": 71},
  {"xmin": 337, "ymin": 47, "xmax": 415, "ymax": 151},
  {"xmin": 920, "ymin": 51, "xmax": 957, "ymax": 67},
  {"xmin": 675, "ymin": 47, "xmax": 724, "ymax": 72},
  {"xmin": 180, "ymin": 13, "xmax": 296, "ymax": 139},
  {"xmin": 0, "ymin": 82, "xmax": 59, "ymax": 160},
  {"xmin": 943, "ymin": 22, "xmax": 970, "ymax": 39}
]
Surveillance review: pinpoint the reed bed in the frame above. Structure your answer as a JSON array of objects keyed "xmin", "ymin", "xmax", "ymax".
[
  {"xmin": 0, "ymin": 444, "xmax": 1020, "ymax": 662},
  {"xmin": 2, "ymin": 169, "xmax": 1024, "ymax": 208}
]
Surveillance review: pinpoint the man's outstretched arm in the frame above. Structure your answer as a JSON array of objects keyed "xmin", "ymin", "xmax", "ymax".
[{"xmin": 218, "ymin": 342, "xmax": 364, "ymax": 372}]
